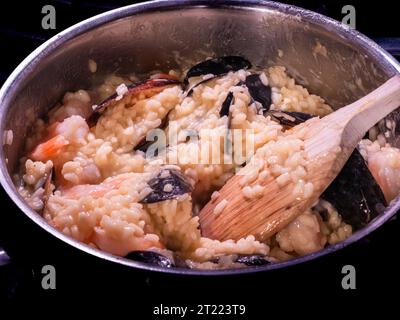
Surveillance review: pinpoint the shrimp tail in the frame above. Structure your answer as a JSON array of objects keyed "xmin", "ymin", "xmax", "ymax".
[{"xmin": 30, "ymin": 135, "xmax": 69, "ymax": 162}]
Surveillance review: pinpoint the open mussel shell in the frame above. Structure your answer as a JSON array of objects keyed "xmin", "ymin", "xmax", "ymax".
[
  {"xmin": 140, "ymin": 169, "xmax": 193, "ymax": 204},
  {"xmin": 186, "ymin": 75, "xmax": 221, "ymax": 96},
  {"xmin": 125, "ymin": 251, "xmax": 175, "ymax": 268},
  {"xmin": 219, "ymin": 92, "xmax": 234, "ymax": 118},
  {"xmin": 184, "ymin": 56, "xmax": 252, "ymax": 85},
  {"xmin": 134, "ymin": 111, "xmax": 170, "ymax": 154},
  {"xmin": 235, "ymin": 254, "xmax": 271, "ymax": 266},
  {"xmin": 321, "ymin": 149, "xmax": 387, "ymax": 229},
  {"xmin": 245, "ymin": 74, "xmax": 272, "ymax": 114},
  {"xmin": 134, "ymin": 137, "xmax": 156, "ymax": 154},
  {"xmin": 207, "ymin": 254, "xmax": 271, "ymax": 267},
  {"xmin": 184, "ymin": 56, "xmax": 251, "ymax": 95},
  {"xmin": 88, "ymin": 76, "xmax": 181, "ymax": 125}
]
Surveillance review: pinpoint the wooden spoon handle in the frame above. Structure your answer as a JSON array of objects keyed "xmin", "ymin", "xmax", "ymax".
[
  {"xmin": 304, "ymin": 75, "xmax": 400, "ymax": 170},
  {"xmin": 326, "ymin": 75, "xmax": 400, "ymax": 152}
]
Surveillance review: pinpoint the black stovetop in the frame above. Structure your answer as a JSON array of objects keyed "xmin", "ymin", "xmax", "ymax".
[{"xmin": 1, "ymin": 0, "xmax": 399, "ymax": 307}]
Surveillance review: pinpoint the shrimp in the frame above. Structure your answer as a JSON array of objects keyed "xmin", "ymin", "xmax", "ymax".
[
  {"xmin": 30, "ymin": 135, "xmax": 69, "ymax": 162},
  {"xmin": 30, "ymin": 115, "xmax": 89, "ymax": 162},
  {"xmin": 368, "ymin": 146, "xmax": 400, "ymax": 202},
  {"xmin": 29, "ymin": 115, "xmax": 92, "ymax": 188},
  {"xmin": 49, "ymin": 90, "xmax": 93, "ymax": 122},
  {"xmin": 29, "ymin": 115, "xmax": 90, "ymax": 187},
  {"xmin": 60, "ymin": 173, "xmax": 144, "ymax": 199},
  {"xmin": 93, "ymin": 229, "xmax": 164, "ymax": 256},
  {"xmin": 48, "ymin": 172, "xmax": 163, "ymax": 255}
]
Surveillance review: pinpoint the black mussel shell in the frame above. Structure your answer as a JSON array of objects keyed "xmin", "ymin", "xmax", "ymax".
[
  {"xmin": 184, "ymin": 56, "xmax": 252, "ymax": 85},
  {"xmin": 140, "ymin": 169, "xmax": 193, "ymax": 203},
  {"xmin": 245, "ymin": 74, "xmax": 272, "ymax": 114},
  {"xmin": 186, "ymin": 75, "xmax": 220, "ymax": 96},
  {"xmin": 235, "ymin": 255, "xmax": 271, "ymax": 266},
  {"xmin": 134, "ymin": 136, "xmax": 168, "ymax": 157},
  {"xmin": 321, "ymin": 149, "xmax": 387, "ymax": 229},
  {"xmin": 125, "ymin": 251, "xmax": 174, "ymax": 268},
  {"xmin": 134, "ymin": 113, "xmax": 170, "ymax": 154},
  {"xmin": 172, "ymin": 254, "xmax": 189, "ymax": 268},
  {"xmin": 88, "ymin": 77, "xmax": 181, "ymax": 125},
  {"xmin": 266, "ymin": 110, "xmax": 315, "ymax": 127},
  {"xmin": 134, "ymin": 136, "xmax": 156, "ymax": 153},
  {"xmin": 219, "ymin": 92, "xmax": 234, "ymax": 117}
]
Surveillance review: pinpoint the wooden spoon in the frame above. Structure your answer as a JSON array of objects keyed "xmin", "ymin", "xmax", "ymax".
[{"xmin": 199, "ymin": 75, "xmax": 400, "ymax": 242}]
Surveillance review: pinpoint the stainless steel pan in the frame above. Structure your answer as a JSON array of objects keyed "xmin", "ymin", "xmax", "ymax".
[{"xmin": 1, "ymin": 0, "xmax": 399, "ymax": 275}]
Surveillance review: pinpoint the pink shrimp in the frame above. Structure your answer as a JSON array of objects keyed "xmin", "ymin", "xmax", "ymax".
[
  {"xmin": 30, "ymin": 115, "xmax": 89, "ymax": 163},
  {"xmin": 29, "ymin": 115, "xmax": 91, "ymax": 188},
  {"xmin": 60, "ymin": 173, "xmax": 136, "ymax": 199},
  {"xmin": 30, "ymin": 134, "xmax": 69, "ymax": 162},
  {"xmin": 93, "ymin": 229, "xmax": 164, "ymax": 256},
  {"xmin": 368, "ymin": 147, "xmax": 400, "ymax": 202},
  {"xmin": 55, "ymin": 172, "xmax": 164, "ymax": 255}
]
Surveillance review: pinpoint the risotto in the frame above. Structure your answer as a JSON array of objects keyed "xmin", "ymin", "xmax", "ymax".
[{"xmin": 14, "ymin": 56, "xmax": 396, "ymax": 269}]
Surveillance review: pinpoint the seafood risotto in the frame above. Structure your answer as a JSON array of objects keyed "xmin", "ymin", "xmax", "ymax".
[{"xmin": 14, "ymin": 56, "xmax": 399, "ymax": 269}]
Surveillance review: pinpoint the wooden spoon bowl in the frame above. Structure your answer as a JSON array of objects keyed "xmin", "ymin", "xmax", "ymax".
[{"xmin": 199, "ymin": 75, "xmax": 400, "ymax": 242}]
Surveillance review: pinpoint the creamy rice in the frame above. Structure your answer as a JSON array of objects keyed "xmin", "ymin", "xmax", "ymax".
[{"xmin": 15, "ymin": 63, "xmax": 366, "ymax": 269}]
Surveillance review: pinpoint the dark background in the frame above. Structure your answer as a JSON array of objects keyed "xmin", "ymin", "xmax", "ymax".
[{"xmin": 0, "ymin": 0, "xmax": 399, "ymax": 310}]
